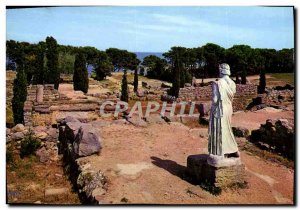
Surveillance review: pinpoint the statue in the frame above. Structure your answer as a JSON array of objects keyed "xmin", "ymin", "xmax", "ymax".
[
  {"xmin": 208, "ymin": 63, "xmax": 239, "ymax": 161},
  {"xmin": 186, "ymin": 65, "xmax": 246, "ymax": 187}
]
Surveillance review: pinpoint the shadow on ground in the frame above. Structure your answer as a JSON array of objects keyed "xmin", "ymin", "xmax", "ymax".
[{"xmin": 150, "ymin": 156, "xmax": 197, "ymax": 185}]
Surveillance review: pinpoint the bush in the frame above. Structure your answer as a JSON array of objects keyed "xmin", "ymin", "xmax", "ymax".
[{"xmin": 20, "ymin": 130, "xmax": 41, "ymax": 158}]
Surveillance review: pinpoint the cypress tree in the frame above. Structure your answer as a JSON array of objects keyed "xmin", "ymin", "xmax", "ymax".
[
  {"xmin": 121, "ymin": 69, "xmax": 128, "ymax": 102},
  {"xmin": 241, "ymin": 68, "xmax": 247, "ymax": 84},
  {"xmin": 12, "ymin": 47, "xmax": 27, "ymax": 124},
  {"xmin": 133, "ymin": 67, "xmax": 138, "ymax": 92},
  {"xmin": 258, "ymin": 68, "xmax": 266, "ymax": 94},
  {"xmin": 35, "ymin": 42, "xmax": 45, "ymax": 84},
  {"xmin": 170, "ymin": 57, "xmax": 181, "ymax": 98},
  {"xmin": 73, "ymin": 52, "xmax": 89, "ymax": 93},
  {"xmin": 45, "ymin": 36, "xmax": 59, "ymax": 89}
]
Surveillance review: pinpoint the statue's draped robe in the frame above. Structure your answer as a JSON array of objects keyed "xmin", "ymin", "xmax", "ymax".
[{"xmin": 208, "ymin": 78, "xmax": 239, "ymax": 156}]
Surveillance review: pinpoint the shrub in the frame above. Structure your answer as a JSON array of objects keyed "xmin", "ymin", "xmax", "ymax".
[{"xmin": 20, "ymin": 130, "xmax": 41, "ymax": 158}]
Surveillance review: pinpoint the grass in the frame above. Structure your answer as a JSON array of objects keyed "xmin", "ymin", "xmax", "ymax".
[
  {"xmin": 269, "ymin": 73, "xmax": 294, "ymax": 85},
  {"xmin": 32, "ymin": 113, "xmax": 53, "ymax": 126},
  {"xmin": 6, "ymin": 137, "xmax": 80, "ymax": 204},
  {"xmin": 6, "ymin": 147, "xmax": 80, "ymax": 204},
  {"xmin": 251, "ymin": 73, "xmax": 294, "ymax": 87},
  {"xmin": 111, "ymin": 72, "xmax": 151, "ymax": 82},
  {"xmin": 6, "ymin": 106, "xmax": 14, "ymax": 126}
]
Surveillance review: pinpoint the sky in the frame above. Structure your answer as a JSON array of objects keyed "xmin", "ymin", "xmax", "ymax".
[{"xmin": 6, "ymin": 6, "xmax": 294, "ymax": 52}]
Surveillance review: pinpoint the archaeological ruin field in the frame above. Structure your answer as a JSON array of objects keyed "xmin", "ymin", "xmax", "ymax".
[{"xmin": 6, "ymin": 71, "xmax": 295, "ymax": 204}]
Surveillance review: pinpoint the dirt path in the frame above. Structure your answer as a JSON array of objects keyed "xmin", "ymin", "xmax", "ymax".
[{"xmin": 81, "ymin": 121, "xmax": 294, "ymax": 204}]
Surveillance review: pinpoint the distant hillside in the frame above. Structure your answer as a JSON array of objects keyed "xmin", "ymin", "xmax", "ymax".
[{"xmin": 135, "ymin": 52, "xmax": 164, "ymax": 62}]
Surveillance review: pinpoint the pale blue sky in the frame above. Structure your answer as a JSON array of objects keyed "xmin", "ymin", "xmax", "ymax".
[{"xmin": 6, "ymin": 6, "xmax": 294, "ymax": 52}]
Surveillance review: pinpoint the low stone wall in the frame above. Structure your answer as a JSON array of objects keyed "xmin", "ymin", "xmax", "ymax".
[
  {"xmin": 58, "ymin": 117, "xmax": 106, "ymax": 203},
  {"xmin": 178, "ymin": 84, "xmax": 257, "ymax": 101}
]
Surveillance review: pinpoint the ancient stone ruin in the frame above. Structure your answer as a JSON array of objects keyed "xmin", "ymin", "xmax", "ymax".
[{"xmin": 250, "ymin": 118, "xmax": 294, "ymax": 160}]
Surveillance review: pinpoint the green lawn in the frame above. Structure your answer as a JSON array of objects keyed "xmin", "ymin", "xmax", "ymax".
[{"xmin": 268, "ymin": 73, "xmax": 294, "ymax": 86}]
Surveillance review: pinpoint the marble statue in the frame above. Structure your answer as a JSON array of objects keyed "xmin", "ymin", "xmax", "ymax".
[{"xmin": 208, "ymin": 63, "xmax": 239, "ymax": 159}]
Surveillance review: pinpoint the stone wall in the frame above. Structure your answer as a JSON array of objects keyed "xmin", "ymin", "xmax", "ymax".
[
  {"xmin": 23, "ymin": 84, "xmax": 110, "ymax": 126},
  {"xmin": 178, "ymin": 84, "xmax": 257, "ymax": 101},
  {"xmin": 24, "ymin": 84, "xmax": 59, "ymax": 126}
]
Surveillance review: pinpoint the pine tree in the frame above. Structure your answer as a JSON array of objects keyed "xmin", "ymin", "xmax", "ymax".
[
  {"xmin": 73, "ymin": 52, "xmax": 89, "ymax": 93},
  {"xmin": 12, "ymin": 47, "xmax": 28, "ymax": 124},
  {"xmin": 133, "ymin": 67, "xmax": 138, "ymax": 92},
  {"xmin": 45, "ymin": 36, "xmax": 59, "ymax": 89},
  {"xmin": 121, "ymin": 70, "xmax": 128, "ymax": 102},
  {"xmin": 258, "ymin": 68, "xmax": 266, "ymax": 94}
]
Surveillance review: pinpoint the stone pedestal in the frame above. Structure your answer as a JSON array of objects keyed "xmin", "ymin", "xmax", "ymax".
[{"xmin": 187, "ymin": 154, "xmax": 246, "ymax": 189}]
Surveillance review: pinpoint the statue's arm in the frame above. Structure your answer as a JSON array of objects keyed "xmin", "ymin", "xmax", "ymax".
[{"xmin": 212, "ymin": 82, "xmax": 219, "ymax": 104}]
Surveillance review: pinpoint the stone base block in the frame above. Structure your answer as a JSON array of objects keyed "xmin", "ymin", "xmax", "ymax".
[{"xmin": 187, "ymin": 154, "xmax": 247, "ymax": 189}]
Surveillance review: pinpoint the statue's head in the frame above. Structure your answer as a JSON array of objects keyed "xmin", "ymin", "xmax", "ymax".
[{"xmin": 219, "ymin": 63, "xmax": 231, "ymax": 76}]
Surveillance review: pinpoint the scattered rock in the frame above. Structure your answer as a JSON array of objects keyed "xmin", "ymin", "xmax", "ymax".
[
  {"xmin": 12, "ymin": 124, "xmax": 25, "ymax": 132},
  {"xmin": 11, "ymin": 132, "xmax": 24, "ymax": 140},
  {"xmin": 126, "ymin": 116, "xmax": 147, "ymax": 127},
  {"xmin": 232, "ymin": 127, "xmax": 250, "ymax": 138},
  {"xmin": 34, "ymin": 131, "xmax": 48, "ymax": 140},
  {"xmin": 250, "ymin": 118, "xmax": 294, "ymax": 160},
  {"xmin": 36, "ymin": 147, "xmax": 49, "ymax": 163}
]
